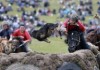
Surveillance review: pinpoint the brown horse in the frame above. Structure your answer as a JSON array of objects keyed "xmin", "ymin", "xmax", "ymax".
[
  {"xmin": 86, "ymin": 29, "xmax": 100, "ymax": 50},
  {"xmin": 0, "ymin": 37, "xmax": 26, "ymax": 54},
  {"xmin": 0, "ymin": 38, "xmax": 13, "ymax": 54}
]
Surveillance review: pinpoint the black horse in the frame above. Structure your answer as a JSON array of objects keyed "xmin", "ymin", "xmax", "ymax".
[
  {"xmin": 31, "ymin": 23, "xmax": 58, "ymax": 43},
  {"xmin": 10, "ymin": 36, "xmax": 25, "ymax": 53},
  {"xmin": 67, "ymin": 30, "xmax": 81, "ymax": 52},
  {"xmin": 66, "ymin": 26, "xmax": 86, "ymax": 53}
]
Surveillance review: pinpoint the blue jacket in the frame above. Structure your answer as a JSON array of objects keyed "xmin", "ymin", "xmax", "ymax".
[{"xmin": 0, "ymin": 29, "xmax": 12, "ymax": 40}]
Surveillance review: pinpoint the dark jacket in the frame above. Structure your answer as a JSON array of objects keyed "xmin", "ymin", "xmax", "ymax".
[{"xmin": 0, "ymin": 29, "xmax": 12, "ymax": 40}]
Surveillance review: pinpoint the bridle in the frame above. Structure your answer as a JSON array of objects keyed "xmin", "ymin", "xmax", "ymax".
[
  {"xmin": 68, "ymin": 31, "xmax": 81, "ymax": 47},
  {"xmin": 13, "ymin": 42, "xmax": 26, "ymax": 52}
]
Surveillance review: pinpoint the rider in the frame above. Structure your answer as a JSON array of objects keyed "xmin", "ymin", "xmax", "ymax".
[
  {"xmin": 0, "ymin": 22, "xmax": 12, "ymax": 40},
  {"xmin": 64, "ymin": 14, "xmax": 90, "ymax": 49},
  {"xmin": 10, "ymin": 24, "xmax": 32, "ymax": 52}
]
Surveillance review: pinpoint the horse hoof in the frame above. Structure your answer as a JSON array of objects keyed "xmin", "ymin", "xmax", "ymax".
[{"xmin": 48, "ymin": 41, "xmax": 51, "ymax": 43}]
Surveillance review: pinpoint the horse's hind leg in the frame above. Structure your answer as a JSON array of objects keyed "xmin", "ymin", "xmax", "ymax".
[{"xmin": 58, "ymin": 31, "xmax": 63, "ymax": 39}]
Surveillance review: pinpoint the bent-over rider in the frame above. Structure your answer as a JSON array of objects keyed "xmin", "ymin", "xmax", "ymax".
[
  {"xmin": 63, "ymin": 15, "xmax": 90, "ymax": 50},
  {"xmin": 10, "ymin": 24, "xmax": 32, "ymax": 52}
]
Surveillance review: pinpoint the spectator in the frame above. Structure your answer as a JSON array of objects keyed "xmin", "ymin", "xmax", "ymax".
[
  {"xmin": 0, "ymin": 22, "xmax": 12, "ymax": 40},
  {"xmin": 43, "ymin": 0, "xmax": 50, "ymax": 8}
]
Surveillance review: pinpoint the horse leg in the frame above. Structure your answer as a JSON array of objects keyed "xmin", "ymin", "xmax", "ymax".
[
  {"xmin": 44, "ymin": 39, "xmax": 50, "ymax": 43},
  {"xmin": 58, "ymin": 31, "xmax": 63, "ymax": 39}
]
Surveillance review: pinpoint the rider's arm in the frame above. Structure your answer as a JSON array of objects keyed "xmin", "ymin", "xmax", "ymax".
[
  {"xmin": 63, "ymin": 19, "xmax": 69, "ymax": 32},
  {"xmin": 9, "ymin": 35, "xmax": 12, "ymax": 40},
  {"xmin": 9, "ymin": 29, "xmax": 18, "ymax": 41},
  {"xmin": 24, "ymin": 31, "xmax": 32, "ymax": 43},
  {"xmin": 63, "ymin": 19, "xmax": 69, "ymax": 27},
  {"xmin": 77, "ymin": 20, "xmax": 85, "ymax": 32}
]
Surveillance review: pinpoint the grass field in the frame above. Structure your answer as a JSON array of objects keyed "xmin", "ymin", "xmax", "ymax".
[
  {"xmin": 30, "ymin": 37, "xmax": 67, "ymax": 54},
  {"xmin": 0, "ymin": 0, "xmax": 99, "ymax": 53}
]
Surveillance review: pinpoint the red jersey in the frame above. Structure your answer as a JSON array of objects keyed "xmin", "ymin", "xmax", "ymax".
[
  {"xmin": 12, "ymin": 29, "xmax": 31, "ymax": 41},
  {"xmin": 64, "ymin": 19, "xmax": 85, "ymax": 32}
]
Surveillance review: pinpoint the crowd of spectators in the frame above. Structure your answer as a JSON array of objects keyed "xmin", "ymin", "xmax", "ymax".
[
  {"xmin": 59, "ymin": 0, "xmax": 93, "ymax": 20},
  {"xmin": 0, "ymin": 0, "xmax": 99, "ymax": 36},
  {"xmin": 0, "ymin": 2, "xmax": 12, "ymax": 14}
]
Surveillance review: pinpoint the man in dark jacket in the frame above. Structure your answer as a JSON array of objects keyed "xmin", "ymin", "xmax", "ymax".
[{"xmin": 0, "ymin": 23, "xmax": 12, "ymax": 40}]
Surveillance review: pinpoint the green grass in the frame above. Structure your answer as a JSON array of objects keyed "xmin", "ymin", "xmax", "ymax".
[
  {"xmin": 30, "ymin": 37, "xmax": 68, "ymax": 54},
  {"xmin": 0, "ymin": 0, "xmax": 99, "ymax": 53}
]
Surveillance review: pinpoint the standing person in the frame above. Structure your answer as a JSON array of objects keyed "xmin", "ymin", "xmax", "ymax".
[
  {"xmin": 0, "ymin": 22, "xmax": 12, "ymax": 40},
  {"xmin": 10, "ymin": 24, "xmax": 32, "ymax": 52},
  {"xmin": 63, "ymin": 15, "xmax": 90, "ymax": 51}
]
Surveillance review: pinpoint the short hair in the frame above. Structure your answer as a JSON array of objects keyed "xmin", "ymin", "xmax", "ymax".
[
  {"xmin": 69, "ymin": 14, "xmax": 79, "ymax": 22},
  {"xmin": 2, "ymin": 21, "xmax": 9, "ymax": 27}
]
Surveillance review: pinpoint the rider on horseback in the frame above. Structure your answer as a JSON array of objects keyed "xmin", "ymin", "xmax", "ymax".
[
  {"xmin": 10, "ymin": 24, "xmax": 32, "ymax": 52},
  {"xmin": 64, "ymin": 14, "xmax": 90, "ymax": 49}
]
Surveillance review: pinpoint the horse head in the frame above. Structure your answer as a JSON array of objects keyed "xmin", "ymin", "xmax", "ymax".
[
  {"xmin": 9, "ymin": 36, "xmax": 24, "ymax": 52},
  {"xmin": 46, "ymin": 23, "xmax": 58, "ymax": 36},
  {"xmin": 0, "ymin": 38, "xmax": 11, "ymax": 54},
  {"xmin": 67, "ymin": 30, "xmax": 81, "ymax": 52}
]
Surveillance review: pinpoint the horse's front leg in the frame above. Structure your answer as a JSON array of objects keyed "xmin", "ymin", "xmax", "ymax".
[{"xmin": 44, "ymin": 39, "xmax": 51, "ymax": 43}]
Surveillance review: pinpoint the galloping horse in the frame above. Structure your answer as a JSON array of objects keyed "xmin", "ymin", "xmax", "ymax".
[
  {"xmin": 31, "ymin": 23, "xmax": 59, "ymax": 43},
  {"xmin": 86, "ymin": 28, "xmax": 100, "ymax": 50}
]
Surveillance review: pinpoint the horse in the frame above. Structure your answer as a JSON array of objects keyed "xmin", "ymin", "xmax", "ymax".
[
  {"xmin": 86, "ymin": 28, "xmax": 100, "ymax": 50},
  {"xmin": 0, "ymin": 38, "xmax": 12, "ymax": 54},
  {"xmin": 9, "ymin": 36, "xmax": 26, "ymax": 53},
  {"xmin": 31, "ymin": 23, "xmax": 59, "ymax": 43},
  {"xmin": 67, "ymin": 29, "xmax": 81, "ymax": 53}
]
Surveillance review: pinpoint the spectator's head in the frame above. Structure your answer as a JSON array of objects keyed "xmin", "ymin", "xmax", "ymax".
[
  {"xmin": 19, "ymin": 24, "xmax": 26, "ymax": 32},
  {"xmin": 2, "ymin": 22, "xmax": 9, "ymax": 30}
]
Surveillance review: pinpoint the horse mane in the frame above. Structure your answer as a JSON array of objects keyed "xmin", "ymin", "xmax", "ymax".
[
  {"xmin": 86, "ymin": 29, "xmax": 98, "ymax": 44},
  {"xmin": 87, "ymin": 28, "xmax": 99, "ymax": 38}
]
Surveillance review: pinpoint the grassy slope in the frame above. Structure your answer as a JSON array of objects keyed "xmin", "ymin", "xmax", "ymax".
[
  {"xmin": 31, "ymin": 37, "xmax": 67, "ymax": 54},
  {"xmin": 0, "ymin": 0, "xmax": 98, "ymax": 53}
]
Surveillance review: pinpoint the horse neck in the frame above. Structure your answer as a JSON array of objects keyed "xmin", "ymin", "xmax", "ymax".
[{"xmin": 86, "ymin": 32, "xmax": 98, "ymax": 44}]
